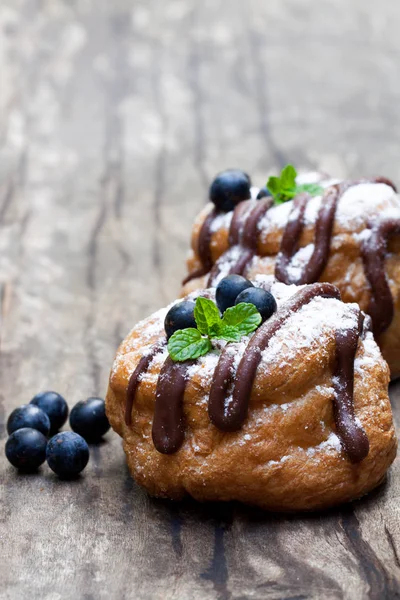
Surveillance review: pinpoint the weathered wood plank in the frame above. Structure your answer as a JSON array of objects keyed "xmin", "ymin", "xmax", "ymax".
[{"xmin": 1, "ymin": 1, "xmax": 400, "ymax": 599}]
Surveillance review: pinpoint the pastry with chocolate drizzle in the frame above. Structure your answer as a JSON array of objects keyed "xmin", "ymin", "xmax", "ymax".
[
  {"xmin": 105, "ymin": 276, "xmax": 396, "ymax": 511},
  {"xmin": 182, "ymin": 169, "xmax": 400, "ymax": 377}
]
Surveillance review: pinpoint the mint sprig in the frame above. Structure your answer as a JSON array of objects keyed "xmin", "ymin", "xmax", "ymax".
[
  {"xmin": 194, "ymin": 297, "xmax": 221, "ymax": 335},
  {"xmin": 267, "ymin": 164, "xmax": 323, "ymax": 205},
  {"xmin": 167, "ymin": 297, "xmax": 262, "ymax": 362},
  {"xmin": 167, "ymin": 329, "xmax": 212, "ymax": 362}
]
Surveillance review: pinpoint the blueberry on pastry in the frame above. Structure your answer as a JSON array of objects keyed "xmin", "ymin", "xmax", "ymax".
[
  {"xmin": 182, "ymin": 165, "xmax": 400, "ymax": 377},
  {"xmin": 105, "ymin": 277, "xmax": 396, "ymax": 511}
]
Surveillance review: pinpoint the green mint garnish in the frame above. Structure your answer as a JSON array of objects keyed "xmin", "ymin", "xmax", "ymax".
[
  {"xmin": 194, "ymin": 297, "xmax": 221, "ymax": 336},
  {"xmin": 167, "ymin": 297, "xmax": 262, "ymax": 362},
  {"xmin": 221, "ymin": 302, "xmax": 262, "ymax": 336},
  {"xmin": 267, "ymin": 164, "xmax": 323, "ymax": 205},
  {"xmin": 167, "ymin": 328, "xmax": 212, "ymax": 362}
]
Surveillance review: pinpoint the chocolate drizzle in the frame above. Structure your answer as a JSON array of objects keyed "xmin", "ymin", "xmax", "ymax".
[
  {"xmin": 126, "ymin": 283, "xmax": 370, "ymax": 463},
  {"xmin": 276, "ymin": 178, "xmax": 397, "ymax": 288},
  {"xmin": 210, "ymin": 283, "xmax": 340, "ymax": 430},
  {"xmin": 125, "ymin": 339, "xmax": 166, "ymax": 426},
  {"xmin": 228, "ymin": 200, "xmax": 252, "ymax": 246},
  {"xmin": 208, "ymin": 349, "xmax": 236, "ymax": 431},
  {"xmin": 332, "ymin": 310, "xmax": 369, "ymax": 462},
  {"xmin": 209, "ymin": 282, "xmax": 368, "ymax": 463},
  {"xmin": 362, "ymin": 219, "xmax": 400, "ymax": 336},
  {"xmin": 152, "ymin": 357, "xmax": 192, "ymax": 454},
  {"xmin": 182, "ymin": 208, "xmax": 218, "ymax": 285},
  {"xmin": 185, "ymin": 177, "xmax": 398, "ymax": 293},
  {"xmin": 207, "ymin": 197, "xmax": 273, "ymax": 285},
  {"xmin": 276, "ymin": 183, "xmax": 352, "ymax": 284},
  {"xmin": 274, "ymin": 192, "xmax": 310, "ymax": 283}
]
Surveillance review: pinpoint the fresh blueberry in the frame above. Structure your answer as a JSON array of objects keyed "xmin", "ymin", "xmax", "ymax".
[
  {"xmin": 209, "ymin": 169, "xmax": 251, "ymax": 212},
  {"xmin": 256, "ymin": 187, "xmax": 272, "ymax": 199},
  {"xmin": 7, "ymin": 404, "xmax": 51, "ymax": 436},
  {"xmin": 164, "ymin": 300, "xmax": 196, "ymax": 339},
  {"xmin": 46, "ymin": 431, "xmax": 89, "ymax": 479},
  {"xmin": 5, "ymin": 428, "xmax": 47, "ymax": 471},
  {"xmin": 235, "ymin": 287, "xmax": 277, "ymax": 322},
  {"xmin": 30, "ymin": 391, "xmax": 69, "ymax": 433},
  {"xmin": 216, "ymin": 275, "xmax": 254, "ymax": 314},
  {"xmin": 69, "ymin": 397, "xmax": 110, "ymax": 443}
]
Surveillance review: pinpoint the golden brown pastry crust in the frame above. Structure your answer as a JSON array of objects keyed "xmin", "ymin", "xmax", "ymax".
[
  {"xmin": 106, "ymin": 281, "xmax": 397, "ymax": 511},
  {"xmin": 182, "ymin": 183, "xmax": 400, "ymax": 377}
]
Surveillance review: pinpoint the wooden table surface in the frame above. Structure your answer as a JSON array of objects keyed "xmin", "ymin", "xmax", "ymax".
[{"xmin": 1, "ymin": 1, "xmax": 400, "ymax": 598}]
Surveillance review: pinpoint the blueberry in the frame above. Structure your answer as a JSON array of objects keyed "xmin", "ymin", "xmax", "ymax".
[
  {"xmin": 256, "ymin": 187, "xmax": 272, "ymax": 199},
  {"xmin": 70, "ymin": 397, "xmax": 110, "ymax": 442},
  {"xmin": 5, "ymin": 428, "xmax": 47, "ymax": 471},
  {"xmin": 46, "ymin": 431, "xmax": 89, "ymax": 479},
  {"xmin": 209, "ymin": 169, "xmax": 251, "ymax": 212},
  {"xmin": 7, "ymin": 404, "xmax": 50, "ymax": 436},
  {"xmin": 164, "ymin": 300, "xmax": 196, "ymax": 339},
  {"xmin": 30, "ymin": 391, "xmax": 68, "ymax": 433},
  {"xmin": 216, "ymin": 275, "xmax": 254, "ymax": 314},
  {"xmin": 235, "ymin": 287, "xmax": 277, "ymax": 322}
]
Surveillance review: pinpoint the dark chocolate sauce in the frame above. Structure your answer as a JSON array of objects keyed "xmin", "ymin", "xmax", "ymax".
[
  {"xmin": 332, "ymin": 310, "xmax": 369, "ymax": 462},
  {"xmin": 362, "ymin": 219, "xmax": 400, "ymax": 336},
  {"xmin": 210, "ymin": 283, "xmax": 340, "ymax": 430},
  {"xmin": 228, "ymin": 200, "xmax": 252, "ymax": 246},
  {"xmin": 127, "ymin": 283, "xmax": 369, "ymax": 462},
  {"xmin": 373, "ymin": 176, "xmax": 397, "ymax": 191},
  {"xmin": 152, "ymin": 357, "xmax": 192, "ymax": 454},
  {"xmin": 275, "ymin": 183, "xmax": 352, "ymax": 285},
  {"xmin": 276, "ymin": 178, "xmax": 397, "ymax": 288},
  {"xmin": 209, "ymin": 282, "xmax": 368, "ymax": 463},
  {"xmin": 274, "ymin": 193, "xmax": 310, "ymax": 283},
  {"xmin": 208, "ymin": 349, "xmax": 236, "ymax": 431},
  {"xmin": 185, "ymin": 176, "xmax": 397, "ymax": 297},
  {"xmin": 182, "ymin": 208, "xmax": 218, "ymax": 285},
  {"xmin": 125, "ymin": 340, "xmax": 166, "ymax": 426},
  {"xmin": 208, "ymin": 197, "xmax": 273, "ymax": 285}
]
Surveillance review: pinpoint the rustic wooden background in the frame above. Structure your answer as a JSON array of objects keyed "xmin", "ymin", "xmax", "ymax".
[{"xmin": 1, "ymin": 1, "xmax": 400, "ymax": 598}]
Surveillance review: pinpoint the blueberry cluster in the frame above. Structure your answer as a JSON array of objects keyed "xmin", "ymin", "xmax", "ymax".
[
  {"xmin": 5, "ymin": 392, "xmax": 110, "ymax": 479},
  {"xmin": 164, "ymin": 275, "xmax": 277, "ymax": 339},
  {"xmin": 216, "ymin": 275, "xmax": 277, "ymax": 320}
]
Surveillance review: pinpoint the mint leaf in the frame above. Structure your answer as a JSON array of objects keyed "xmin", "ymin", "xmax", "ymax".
[
  {"xmin": 297, "ymin": 182, "xmax": 324, "ymax": 196},
  {"xmin": 168, "ymin": 328, "xmax": 212, "ymax": 362},
  {"xmin": 194, "ymin": 297, "xmax": 222, "ymax": 335},
  {"xmin": 212, "ymin": 324, "xmax": 242, "ymax": 342},
  {"xmin": 221, "ymin": 302, "xmax": 262, "ymax": 336},
  {"xmin": 266, "ymin": 176, "xmax": 280, "ymax": 196},
  {"xmin": 267, "ymin": 164, "xmax": 324, "ymax": 205},
  {"xmin": 280, "ymin": 164, "xmax": 297, "ymax": 190}
]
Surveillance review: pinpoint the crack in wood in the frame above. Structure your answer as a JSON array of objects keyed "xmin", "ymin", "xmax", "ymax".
[{"xmin": 341, "ymin": 509, "xmax": 400, "ymax": 598}]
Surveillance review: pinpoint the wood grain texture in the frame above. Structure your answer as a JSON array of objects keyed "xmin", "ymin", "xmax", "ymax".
[{"xmin": 1, "ymin": 0, "xmax": 400, "ymax": 598}]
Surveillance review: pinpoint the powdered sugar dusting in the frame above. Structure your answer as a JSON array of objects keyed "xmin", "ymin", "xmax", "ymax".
[
  {"xmin": 211, "ymin": 245, "xmax": 243, "ymax": 285},
  {"xmin": 250, "ymin": 186, "xmax": 260, "ymax": 200},
  {"xmin": 304, "ymin": 195, "xmax": 323, "ymax": 225},
  {"xmin": 137, "ymin": 348, "xmax": 169, "ymax": 385},
  {"xmin": 306, "ymin": 432, "xmax": 343, "ymax": 456},
  {"xmin": 258, "ymin": 201, "xmax": 292, "ymax": 230},
  {"xmin": 210, "ymin": 210, "xmax": 232, "ymax": 233},
  {"xmin": 258, "ymin": 296, "xmax": 359, "ymax": 373},
  {"xmin": 336, "ymin": 183, "xmax": 400, "ymax": 228},
  {"xmin": 354, "ymin": 331, "xmax": 383, "ymax": 376},
  {"xmin": 285, "ymin": 244, "xmax": 315, "ymax": 281},
  {"xmin": 255, "ymin": 178, "xmax": 400, "ymax": 240}
]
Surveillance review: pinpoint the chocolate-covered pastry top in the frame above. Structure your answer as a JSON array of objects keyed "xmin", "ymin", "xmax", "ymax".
[
  {"xmin": 125, "ymin": 280, "xmax": 370, "ymax": 463},
  {"xmin": 184, "ymin": 175, "xmax": 399, "ymax": 337}
]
